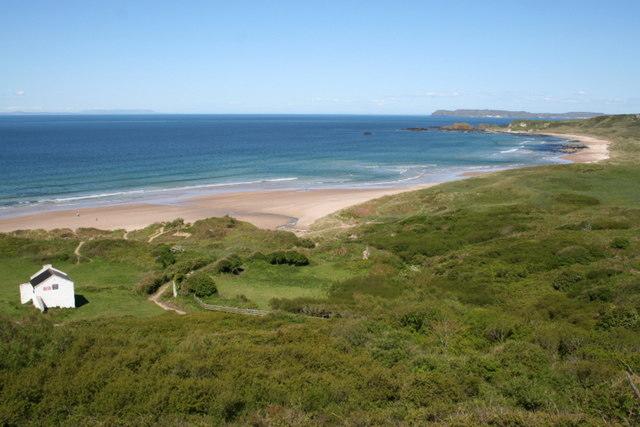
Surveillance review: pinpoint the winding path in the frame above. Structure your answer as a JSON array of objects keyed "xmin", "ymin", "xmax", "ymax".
[
  {"xmin": 74, "ymin": 241, "xmax": 85, "ymax": 264},
  {"xmin": 148, "ymin": 282, "xmax": 186, "ymax": 315},
  {"xmin": 147, "ymin": 226, "xmax": 165, "ymax": 243}
]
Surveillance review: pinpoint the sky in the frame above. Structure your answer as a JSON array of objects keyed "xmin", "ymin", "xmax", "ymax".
[{"xmin": 1, "ymin": 0, "xmax": 639, "ymax": 114}]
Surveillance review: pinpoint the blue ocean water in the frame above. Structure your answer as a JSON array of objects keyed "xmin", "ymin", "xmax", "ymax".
[{"xmin": 0, "ymin": 114, "xmax": 569, "ymax": 216}]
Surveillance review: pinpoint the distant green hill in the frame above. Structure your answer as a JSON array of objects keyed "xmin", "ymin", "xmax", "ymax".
[
  {"xmin": 1, "ymin": 114, "xmax": 639, "ymax": 425},
  {"xmin": 432, "ymin": 109, "xmax": 603, "ymax": 119}
]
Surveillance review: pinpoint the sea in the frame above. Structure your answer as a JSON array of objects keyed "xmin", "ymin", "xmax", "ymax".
[{"xmin": 0, "ymin": 114, "xmax": 571, "ymax": 217}]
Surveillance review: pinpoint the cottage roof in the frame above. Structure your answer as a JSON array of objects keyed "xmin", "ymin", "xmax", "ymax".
[{"xmin": 29, "ymin": 268, "xmax": 70, "ymax": 286}]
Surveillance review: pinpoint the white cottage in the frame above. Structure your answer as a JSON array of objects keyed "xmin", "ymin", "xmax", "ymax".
[{"xmin": 20, "ymin": 265, "xmax": 75, "ymax": 311}]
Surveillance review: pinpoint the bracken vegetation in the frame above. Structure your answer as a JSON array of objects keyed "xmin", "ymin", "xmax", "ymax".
[{"xmin": 1, "ymin": 115, "xmax": 640, "ymax": 424}]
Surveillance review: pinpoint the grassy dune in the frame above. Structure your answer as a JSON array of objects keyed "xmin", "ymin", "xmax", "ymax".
[{"xmin": 1, "ymin": 115, "xmax": 640, "ymax": 424}]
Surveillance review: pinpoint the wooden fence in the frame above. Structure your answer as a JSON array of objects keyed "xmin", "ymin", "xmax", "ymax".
[{"xmin": 192, "ymin": 295, "xmax": 269, "ymax": 317}]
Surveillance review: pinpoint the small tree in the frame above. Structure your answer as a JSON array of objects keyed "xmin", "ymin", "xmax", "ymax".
[
  {"xmin": 183, "ymin": 272, "xmax": 217, "ymax": 297},
  {"xmin": 215, "ymin": 254, "xmax": 243, "ymax": 274}
]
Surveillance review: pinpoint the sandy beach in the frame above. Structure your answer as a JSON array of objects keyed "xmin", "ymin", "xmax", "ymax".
[
  {"xmin": 0, "ymin": 132, "xmax": 611, "ymax": 233},
  {"xmin": 545, "ymin": 133, "xmax": 610, "ymax": 163},
  {"xmin": 497, "ymin": 131, "xmax": 611, "ymax": 163},
  {"xmin": 0, "ymin": 186, "xmax": 434, "ymax": 233}
]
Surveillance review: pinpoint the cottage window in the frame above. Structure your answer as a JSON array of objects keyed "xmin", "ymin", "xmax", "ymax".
[{"xmin": 52, "ymin": 284, "xmax": 59, "ymax": 290}]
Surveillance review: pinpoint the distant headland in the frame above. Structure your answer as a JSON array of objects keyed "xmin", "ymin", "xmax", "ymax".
[{"xmin": 431, "ymin": 109, "xmax": 603, "ymax": 119}]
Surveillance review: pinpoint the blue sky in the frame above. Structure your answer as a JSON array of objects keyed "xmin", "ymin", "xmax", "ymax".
[{"xmin": 1, "ymin": 0, "xmax": 639, "ymax": 114}]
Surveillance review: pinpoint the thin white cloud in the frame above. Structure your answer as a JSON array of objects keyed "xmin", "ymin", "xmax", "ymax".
[
  {"xmin": 423, "ymin": 90, "xmax": 461, "ymax": 98},
  {"xmin": 2, "ymin": 106, "xmax": 42, "ymax": 112},
  {"xmin": 311, "ymin": 96, "xmax": 354, "ymax": 104},
  {"xmin": 15, "ymin": 90, "xmax": 25, "ymax": 96}
]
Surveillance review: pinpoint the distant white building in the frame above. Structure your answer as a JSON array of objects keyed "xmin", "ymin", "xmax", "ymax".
[{"xmin": 20, "ymin": 265, "xmax": 75, "ymax": 311}]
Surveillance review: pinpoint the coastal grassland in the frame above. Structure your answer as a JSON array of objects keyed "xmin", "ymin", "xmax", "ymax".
[
  {"xmin": 0, "ymin": 216, "xmax": 345, "ymax": 320},
  {"xmin": 209, "ymin": 259, "xmax": 342, "ymax": 309},
  {"xmin": 1, "ymin": 114, "xmax": 640, "ymax": 424},
  {"xmin": 0, "ymin": 233, "xmax": 163, "ymax": 320}
]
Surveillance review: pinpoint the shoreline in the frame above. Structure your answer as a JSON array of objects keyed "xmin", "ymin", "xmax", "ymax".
[
  {"xmin": 0, "ymin": 132, "xmax": 611, "ymax": 234},
  {"xmin": 548, "ymin": 133, "xmax": 610, "ymax": 163},
  {"xmin": 495, "ymin": 130, "xmax": 610, "ymax": 163},
  {"xmin": 0, "ymin": 186, "xmax": 436, "ymax": 233}
]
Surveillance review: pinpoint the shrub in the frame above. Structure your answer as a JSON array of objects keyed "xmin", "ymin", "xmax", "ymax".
[
  {"xmin": 597, "ymin": 306, "xmax": 639, "ymax": 330},
  {"xmin": 270, "ymin": 297, "xmax": 334, "ymax": 318},
  {"xmin": 136, "ymin": 272, "xmax": 170, "ymax": 295},
  {"xmin": 586, "ymin": 286, "xmax": 613, "ymax": 302},
  {"xmin": 296, "ymin": 238, "xmax": 316, "ymax": 249},
  {"xmin": 610, "ymin": 237, "xmax": 630, "ymax": 249},
  {"xmin": 222, "ymin": 215, "xmax": 237, "ymax": 228},
  {"xmin": 586, "ymin": 268, "xmax": 620, "ymax": 280},
  {"xmin": 399, "ymin": 310, "xmax": 442, "ymax": 333},
  {"xmin": 182, "ymin": 272, "xmax": 217, "ymax": 297},
  {"xmin": 165, "ymin": 218, "xmax": 185, "ymax": 230},
  {"xmin": 507, "ymin": 379, "xmax": 548, "ymax": 411},
  {"xmin": 400, "ymin": 311, "xmax": 429, "ymax": 333},
  {"xmin": 556, "ymin": 245, "xmax": 595, "ymax": 265},
  {"xmin": 267, "ymin": 250, "xmax": 309, "ymax": 266},
  {"xmin": 170, "ymin": 257, "xmax": 212, "ymax": 278},
  {"xmin": 484, "ymin": 324, "xmax": 515, "ymax": 343},
  {"xmin": 215, "ymin": 254, "xmax": 243, "ymax": 274},
  {"xmin": 557, "ymin": 334, "xmax": 585, "ymax": 358},
  {"xmin": 153, "ymin": 245, "xmax": 176, "ymax": 268},
  {"xmin": 552, "ymin": 269, "xmax": 584, "ymax": 291}
]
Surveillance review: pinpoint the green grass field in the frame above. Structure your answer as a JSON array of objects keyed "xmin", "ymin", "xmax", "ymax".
[
  {"xmin": 210, "ymin": 259, "xmax": 351, "ymax": 308},
  {"xmin": 0, "ymin": 254, "xmax": 163, "ymax": 321},
  {"xmin": 1, "ymin": 115, "xmax": 640, "ymax": 425}
]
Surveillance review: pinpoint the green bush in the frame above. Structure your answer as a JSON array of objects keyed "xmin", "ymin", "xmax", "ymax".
[
  {"xmin": 552, "ymin": 269, "xmax": 584, "ymax": 291},
  {"xmin": 136, "ymin": 271, "xmax": 170, "ymax": 295},
  {"xmin": 267, "ymin": 250, "xmax": 309, "ymax": 266},
  {"xmin": 597, "ymin": 306, "xmax": 639, "ymax": 329},
  {"xmin": 586, "ymin": 268, "xmax": 620, "ymax": 280},
  {"xmin": 152, "ymin": 244, "xmax": 176, "ymax": 268},
  {"xmin": 586, "ymin": 286, "xmax": 613, "ymax": 302},
  {"xmin": 484, "ymin": 324, "xmax": 515, "ymax": 343},
  {"xmin": 165, "ymin": 218, "xmax": 185, "ymax": 229},
  {"xmin": 169, "ymin": 257, "xmax": 212, "ymax": 278},
  {"xmin": 182, "ymin": 272, "xmax": 217, "ymax": 297},
  {"xmin": 610, "ymin": 237, "xmax": 630, "ymax": 249},
  {"xmin": 215, "ymin": 254, "xmax": 243, "ymax": 274}
]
